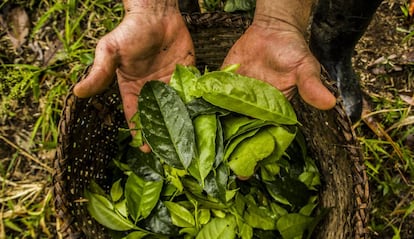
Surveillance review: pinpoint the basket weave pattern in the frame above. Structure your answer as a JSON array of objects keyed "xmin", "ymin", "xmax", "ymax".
[{"xmin": 54, "ymin": 12, "xmax": 370, "ymax": 239}]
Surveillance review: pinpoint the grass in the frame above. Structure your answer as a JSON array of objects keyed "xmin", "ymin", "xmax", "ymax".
[
  {"xmin": 0, "ymin": 0, "xmax": 122, "ymax": 238},
  {"xmin": 355, "ymin": 93, "xmax": 414, "ymax": 237},
  {"xmin": 0, "ymin": 0, "xmax": 413, "ymax": 238}
]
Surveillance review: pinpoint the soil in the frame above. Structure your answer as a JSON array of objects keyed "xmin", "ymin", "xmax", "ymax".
[{"xmin": 354, "ymin": 1, "xmax": 414, "ymax": 238}]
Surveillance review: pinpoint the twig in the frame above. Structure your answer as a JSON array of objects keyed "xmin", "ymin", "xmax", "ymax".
[
  {"xmin": 0, "ymin": 183, "xmax": 43, "ymax": 203},
  {"xmin": 0, "ymin": 135, "xmax": 53, "ymax": 174},
  {"xmin": 361, "ymin": 105, "xmax": 409, "ymax": 184},
  {"xmin": 390, "ymin": 188, "xmax": 414, "ymax": 216}
]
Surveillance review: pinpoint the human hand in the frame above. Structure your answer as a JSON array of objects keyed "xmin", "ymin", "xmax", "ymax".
[
  {"xmin": 73, "ymin": 3, "xmax": 195, "ymax": 138},
  {"xmin": 222, "ymin": 10, "xmax": 336, "ymax": 110}
]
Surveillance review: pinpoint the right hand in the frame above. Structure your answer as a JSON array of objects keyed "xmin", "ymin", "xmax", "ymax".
[{"xmin": 73, "ymin": 10, "xmax": 195, "ymax": 142}]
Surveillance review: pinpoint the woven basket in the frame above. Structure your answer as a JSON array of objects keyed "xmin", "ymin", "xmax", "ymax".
[{"xmin": 54, "ymin": 12, "xmax": 370, "ymax": 239}]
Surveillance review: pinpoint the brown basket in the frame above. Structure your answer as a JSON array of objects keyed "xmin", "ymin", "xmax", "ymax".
[{"xmin": 54, "ymin": 12, "xmax": 370, "ymax": 239}]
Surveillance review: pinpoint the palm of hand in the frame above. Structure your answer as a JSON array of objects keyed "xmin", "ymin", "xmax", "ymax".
[
  {"xmin": 223, "ymin": 24, "xmax": 336, "ymax": 110},
  {"xmin": 74, "ymin": 13, "xmax": 195, "ymax": 129}
]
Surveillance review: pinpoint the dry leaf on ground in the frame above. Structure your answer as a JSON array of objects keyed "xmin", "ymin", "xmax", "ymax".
[{"xmin": 6, "ymin": 6, "xmax": 30, "ymax": 50}]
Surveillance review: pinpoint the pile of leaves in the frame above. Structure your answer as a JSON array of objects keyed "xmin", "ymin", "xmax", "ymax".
[{"xmin": 85, "ymin": 65, "xmax": 322, "ymax": 239}]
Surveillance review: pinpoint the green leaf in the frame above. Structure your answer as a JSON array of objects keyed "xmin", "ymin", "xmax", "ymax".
[
  {"xmin": 88, "ymin": 180, "xmax": 107, "ymax": 196},
  {"xmin": 228, "ymin": 129, "xmax": 275, "ymax": 178},
  {"xmin": 262, "ymin": 126, "xmax": 297, "ymax": 164},
  {"xmin": 129, "ymin": 112, "xmax": 143, "ymax": 147},
  {"xmin": 3, "ymin": 219, "xmax": 22, "ymax": 233},
  {"xmin": 122, "ymin": 231, "xmax": 149, "ymax": 239},
  {"xmin": 224, "ymin": 0, "xmax": 256, "ymax": 12},
  {"xmin": 113, "ymin": 158, "xmax": 132, "ymax": 172},
  {"xmin": 224, "ymin": 128, "xmax": 260, "ymax": 161},
  {"xmin": 244, "ymin": 204, "xmax": 277, "ymax": 230},
  {"xmin": 140, "ymin": 201, "xmax": 180, "ymax": 236},
  {"xmin": 164, "ymin": 166, "xmax": 186, "ymax": 193},
  {"xmin": 265, "ymin": 175, "xmax": 312, "ymax": 208},
  {"xmin": 180, "ymin": 227, "xmax": 199, "ymax": 237},
  {"xmin": 299, "ymin": 200, "xmax": 318, "ymax": 216},
  {"xmin": 204, "ymin": 163, "xmax": 229, "ymax": 202},
  {"xmin": 233, "ymin": 193, "xmax": 246, "ymax": 216},
  {"xmin": 260, "ymin": 163, "xmax": 281, "ymax": 181},
  {"xmin": 115, "ymin": 199, "xmax": 128, "ymax": 218},
  {"xmin": 186, "ymin": 98, "xmax": 230, "ymax": 119},
  {"xmin": 403, "ymin": 200, "xmax": 414, "ymax": 220},
  {"xmin": 222, "ymin": 115, "xmax": 266, "ymax": 141},
  {"xmin": 214, "ymin": 117, "xmax": 225, "ymax": 168},
  {"xmin": 169, "ymin": 64, "xmax": 200, "ymax": 103},
  {"xmin": 211, "ymin": 209, "xmax": 226, "ymax": 218},
  {"xmin": 194, "ymin": 71, "xmax": 297, "ymax": 125},
  {"xmin": 239, "ymin": 222, "xmax": 253, "ymax": 239},
  {"xmin": 270, "ymin": 202, "xmax": 288, "ymax": 218},
  {"xmin": 85, "ymin": 190, "xmax": 135, "ymax": 231},
  {"xmin": 164, "ymin": 201, "xmax": 196, "ymax": 228},
  {"xmin": 189, "ymin": 114, "xmax": 217, "ymax": 184},
  {"xmin": 125, "ymin": 173, "xmax": 163, "ymax": 221},
  {"xmin": 391, "ymin": 224, "xmax": 401, "ymax": 239},
  {"xmin": 298, "ymin": 172, "xmax": 320, "ymax": 190},
  {"xmin": 184, "ymin": 189, "xmax": 228, "ymax": 211},
  {"xmin": 111, "ymin": 179, "xmax": 123, "ymax": 202},
  {"xmin": 182, "ymin": 177, "xmax": 204, "ymax": 196},
  {"xmin": 203, "ymin": 0, "xmax": 221, "ymax": 11},
  {"xmin": 139, "ymin": 80, "xmax": 197, "ymax": 169},
  {"xmin": 276, "ymin": 213, "xmax": 314, "ymax": 239},
  {"xmin": 198, "ymin": 209, "xmax": 211, "ymax": 225},
  {"xmin": 299, "ymin": 156, "xmax": 321, "ymax": 190},
  {"xmin": 196, "ymin": 215, "xmax": 237, "ymax": 239},
  {"xmin": 127, "ymin": 147, "xmax": 164, "ymax": 181}
]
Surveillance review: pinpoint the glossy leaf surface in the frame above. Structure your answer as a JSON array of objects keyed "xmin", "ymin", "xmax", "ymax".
[
  {"xmin": 139, "ymin": 80, "xmax": 197, "ymax": 169},
  {"xmin": 110, "ymin": 179, "xmax": 123, "ymax": 202},
  {"xmin": 169, "ymin": 64, "xmax": 200, "ymax": 103},
  {"xmin": 194, "ymin": 71, "xmax": 297, "ymax": 125},
  {"xmin": 193, "ymin": 114, "xmax": 217, "ymax": 184},
  {"xmin": 186, "ymin": 98, "xmax": 229, "ymax": 119},
  {"xmin": 127, "ymin": 147, "xmax": 164, "ymax": 181},
  {"xmin": 125, "ymin": 173, "xmax": 163, "ymax": 221},
  {"xmin": 85, "ymin": 190, "xmax": 135, "ymax": 231},
  {"xmin": 228, "ymin": 129, "xmax": 275, "ymax": 177},
  {"xmin": 140, "ymin": 201, "xmax": 180, "ymax": 236},
  {"xmin": 196, "ymin": 215, "xmax": 237, "ymax": 239},
  {"xmin": 164, "ymin": 201, "xmax": 196, "ymax": 228}
]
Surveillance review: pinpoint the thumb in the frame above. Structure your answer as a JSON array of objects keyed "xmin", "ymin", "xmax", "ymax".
[
  {"xmin": 74, "ymin": 40, "xmax": 118, "ymax": 98},
  {"xmin": 297, "ymin": 71, "xmax": 336, "ymax": 110}
]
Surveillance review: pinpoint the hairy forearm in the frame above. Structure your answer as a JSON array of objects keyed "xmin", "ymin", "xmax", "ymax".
[
  {"xmin": 254, "ymin": 0, "xmax": 316, "ymax": 33},
  {"xmin": 122, "ymin": 0, "xmax": 179, "ymax": 14}
]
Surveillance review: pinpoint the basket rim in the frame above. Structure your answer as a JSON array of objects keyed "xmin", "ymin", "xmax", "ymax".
[{"xmin": 53, "ymin": 11, "xmax": 370, "ymax": 239}]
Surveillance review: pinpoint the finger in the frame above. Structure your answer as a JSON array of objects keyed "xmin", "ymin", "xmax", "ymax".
[
  {"xmin": 74, "ymin": 39, "xmax": 118, "ymax": 98},
  {"xmin": 297, "ymin": 73, "xmax": 337, "ymax": 110},
  {"xmin": 120, "ymin": 84, "xmax": 153, "ymax": 153},
  {"xmin": 122, "ymin": 92, "xmax": 139, "ymax": 131},
  {"xmin": 139, "ymin": 144, "xmax": 151, "ymax": 153}
]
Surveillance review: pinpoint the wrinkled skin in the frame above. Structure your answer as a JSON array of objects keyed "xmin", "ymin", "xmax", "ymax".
[
  {"xmin": 73, "ymin": 0, "xmax": 338, "ymax": 153},
  {"xmin": 222, "ymin": 22, "xmax": 336, "ymax": 110},
  {"xmin": 74, "ymin": 12, "xmax": 195, "ymax": 130}
]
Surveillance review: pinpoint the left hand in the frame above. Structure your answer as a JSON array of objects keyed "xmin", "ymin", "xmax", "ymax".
[{"xmin": 222, "ymin": 23, "xmax": 336, "ymax": 110}]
